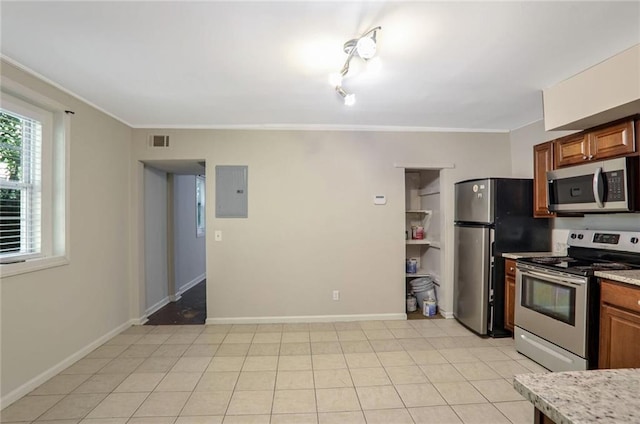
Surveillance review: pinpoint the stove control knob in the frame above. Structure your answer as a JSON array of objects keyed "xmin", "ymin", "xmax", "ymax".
[
  {"xmin": 631, "ymin": 237, "xmax": 639, "ymax": 244},
  {"xmin": 570, "ymin": 234, "xmax": 577, "ymax": 239},
  {"xmin": 578, "ymin": 234, "xmax": 584, "ymax": 240}
]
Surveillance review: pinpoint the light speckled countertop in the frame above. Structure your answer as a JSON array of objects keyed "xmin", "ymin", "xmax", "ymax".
[
  {"xmin": 595, "ymin": 270, "xmax": 640, "ymax": 287},
  {"xmin": 502, "ymin": 251, "xmax": 556, "ymax": 259},
  {"xmin": 514, "ymin": 369, "xmax": 640, "ymax": 424}
]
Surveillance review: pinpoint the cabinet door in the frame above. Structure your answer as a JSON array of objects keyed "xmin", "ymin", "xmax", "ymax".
[
  {"xmin": 554, "ymin": 133, "xmax": 589, "ymax": 168},
  {"xmin": 599, "ymin": 303, "xmax": 640, "ymax": 369},
  {"xmin": 533, "ymin": 142, "xmax": 554, "ymax": 217},
  {"xmin": 504, "ymin": 275, "xmax": 516, "ymax": 333},
  {"xmin": 589, "ymin": 120, "xmax": 635, "ymax": 160}
]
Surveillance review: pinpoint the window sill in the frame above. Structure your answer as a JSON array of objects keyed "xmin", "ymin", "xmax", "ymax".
[{"xmin": 0, "ymin": 255, "xmax": 69, "ymax": 278}]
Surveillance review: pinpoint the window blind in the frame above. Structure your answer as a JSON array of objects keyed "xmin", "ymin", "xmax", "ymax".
[{"xmin": 0, "ymin": 110, "xmax": 42, "ymax": 263}]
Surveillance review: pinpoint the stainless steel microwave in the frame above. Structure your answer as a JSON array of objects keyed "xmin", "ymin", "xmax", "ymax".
[{"xmin": 547, "ymin": 156, "xmax": 639, "ymax": 213}]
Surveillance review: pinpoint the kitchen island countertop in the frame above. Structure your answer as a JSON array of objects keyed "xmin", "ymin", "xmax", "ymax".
[
  {"xmin": 594, "ymin": 270, "xmax": 640, "ymax": 288},
  {"xmin": 514, "ymin": 368, "xmax": 640, "ymax": 424}
]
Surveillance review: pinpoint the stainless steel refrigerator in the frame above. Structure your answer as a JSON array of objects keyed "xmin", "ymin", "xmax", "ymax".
[{"xmin": 453, "ymin": 178, "xmax": 550, "ymax": 337}]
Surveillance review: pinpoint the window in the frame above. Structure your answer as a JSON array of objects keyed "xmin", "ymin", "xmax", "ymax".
[
  {"xmin": 0, "ymin": 80, "xmax": 69, "ymax": 276},
  {"xmin": 0, "ymin": 97, "xmax": 51, "ymax": 263},
  {"xmin": 196, "ymin": 175, "xmax": 205, "ymax": 237}
]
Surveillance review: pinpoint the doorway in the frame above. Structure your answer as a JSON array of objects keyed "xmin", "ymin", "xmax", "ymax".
[{"xmin": 142, "ymin": 160, "xmax": 207, "ymax": 325}]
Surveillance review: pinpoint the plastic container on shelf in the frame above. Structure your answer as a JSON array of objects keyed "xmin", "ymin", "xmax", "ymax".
[{"xmin": 406, "ymin": 258, "xmax": 418, "ymax": 274}]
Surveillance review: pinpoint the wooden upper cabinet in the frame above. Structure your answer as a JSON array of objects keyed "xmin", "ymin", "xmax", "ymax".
[
  {"xmin": 554, "ymin": 133, "xmax": 589, "ymax": 168},
  {"xmin": 555, "ymin": 119, "xmax": 636, "ymax": 168},
  {"xmin": 589, "ymin": 120, "xmax": 635, "ymax": 159},
  {"xmin": 533, "ymin": 142, "xmax": 554, "ymax": 217}
]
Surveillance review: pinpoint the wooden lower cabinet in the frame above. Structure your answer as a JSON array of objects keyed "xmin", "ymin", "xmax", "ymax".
[
  {"xmin": 534, "ymin": 409, "xmax": 556, "ymax": 424},
  {"xmin": 599, "ymin": 279, "xmax": 640, "ymax": 369},
  {"xmin": 504, "ymin": 259, "xmax": 516, "ymax": 333}
]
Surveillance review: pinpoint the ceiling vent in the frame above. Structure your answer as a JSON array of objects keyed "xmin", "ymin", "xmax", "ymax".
[{"xmin": 148, "ymin": 135, "xmax": 170, "ymax": 148}]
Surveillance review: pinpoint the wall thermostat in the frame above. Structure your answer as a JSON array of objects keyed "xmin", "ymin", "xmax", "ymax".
[{"xmin": 374, "ymin": 195, "xmax": 387, "ymax": 205}]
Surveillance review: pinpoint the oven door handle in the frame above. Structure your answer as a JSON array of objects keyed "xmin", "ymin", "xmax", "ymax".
[{"xmin": 519, "ymin": 268, "xmax": 587, "ymax": 287}]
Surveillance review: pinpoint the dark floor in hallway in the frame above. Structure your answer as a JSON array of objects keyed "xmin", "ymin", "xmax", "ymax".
[{"xmin": 145, "ymin": 279, "xmax": 206, "ymax": 325}]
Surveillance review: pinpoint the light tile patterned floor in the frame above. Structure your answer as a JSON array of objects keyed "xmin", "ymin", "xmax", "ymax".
[{"xmin": 1, "ymin": 319, "xmax": 550, "ymax": 424}]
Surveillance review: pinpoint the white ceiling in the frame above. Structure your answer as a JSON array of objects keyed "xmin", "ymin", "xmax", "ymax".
[{"xmin": 1, "ymin": 1, "xmax": 639, "ymax": 131}]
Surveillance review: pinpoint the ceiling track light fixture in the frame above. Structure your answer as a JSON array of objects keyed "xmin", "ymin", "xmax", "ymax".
[{"xmin": 331, "ymin": 26, "xmax": 381, "ymax": 106}]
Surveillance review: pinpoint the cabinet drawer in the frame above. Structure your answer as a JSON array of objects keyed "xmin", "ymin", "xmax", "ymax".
[
  {"xmin": 601, "ymin": 280, "xmax": 640, "ymax": 314},
  {"xmin": 505, "ymin": 259, "xmax": 517, "ymax": 278}
]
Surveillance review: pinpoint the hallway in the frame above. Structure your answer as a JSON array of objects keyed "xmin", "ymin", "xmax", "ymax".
[{"xmin": 146, "ymin": 280, "xmax": 207, "ymax": 325}]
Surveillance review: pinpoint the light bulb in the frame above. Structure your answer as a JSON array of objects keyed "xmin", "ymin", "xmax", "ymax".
[
  {"xmin": 328, "ymin": 72, "xmax": 343, "ymax": 87},
  {"xmin": 344, "ymin": 93, "xmax": 356, "ymax": 106},
  {"xmin": 366, "ymin": 56, "xmax": 382, "ymax": 75},
  {"xmin": 356, "ymin": 36, "xmax": 377, "ymax": 59}
]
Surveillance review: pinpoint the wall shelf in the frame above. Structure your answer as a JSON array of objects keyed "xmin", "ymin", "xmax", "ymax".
[
  {"xmin": 406, "ymin": 269, "xmax": 431, "ymax": 278},
  {"xmin": 419, "ymin": 189, "xmax": 441, "ymax": 197},
  {"xmin": 406, "ymin": 240, "xmax": 431, "ymax": 245}
]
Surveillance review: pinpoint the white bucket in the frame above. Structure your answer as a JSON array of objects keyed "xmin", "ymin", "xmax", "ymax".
[{"xmin": 406, "ymin": 295, "xmax": 417, "ymax": 312}]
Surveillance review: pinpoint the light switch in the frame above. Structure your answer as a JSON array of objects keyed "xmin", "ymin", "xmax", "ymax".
[{"xmin": 214, "ymin": 230, "xmax": 222, "ymax": 241}]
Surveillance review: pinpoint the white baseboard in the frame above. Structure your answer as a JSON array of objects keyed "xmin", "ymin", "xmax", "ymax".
[
  {"xmin": 206, "ymin": 313, "xmax": 407, "ymax": 325},
  {"xmin": 0, "ymin": 320, "xmax": 134, "ymax": 410},
  {"xmin": 439, "ymin": 309, "xmax": 455, "ymax": 319},
  {"xmin": 130, "ymin": 316, "xmax": 149, "ymax": 326},
  {"xmin": 168, "ymin": 294, "xmax": 181, "ymax": 302},
  {"xmin": 174, "ymin": 273, "xmax": 205, "ymax": 299}
]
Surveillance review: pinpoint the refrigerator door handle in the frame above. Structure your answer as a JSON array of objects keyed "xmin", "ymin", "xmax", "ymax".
[{"xmin": 488, "ymin": 262, "xmax": 495, "ymax": 333}]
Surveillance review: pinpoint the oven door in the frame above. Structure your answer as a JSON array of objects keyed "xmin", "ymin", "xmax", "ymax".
[{"xmin": 515, "ymin": 265, "xmax": 588, "ymax": 357}]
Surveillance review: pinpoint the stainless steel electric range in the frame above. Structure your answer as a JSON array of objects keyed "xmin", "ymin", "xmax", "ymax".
[{"xmin": 514, "ymin": 230, "xmax": 640, "ymax": 372}]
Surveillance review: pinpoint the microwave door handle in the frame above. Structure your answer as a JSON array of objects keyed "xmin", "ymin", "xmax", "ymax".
[{"xmin": 593, "ymin": 167, "xmax": 604, "ymax": 208}]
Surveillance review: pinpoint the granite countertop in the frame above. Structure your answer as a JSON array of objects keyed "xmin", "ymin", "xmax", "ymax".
[
  {"xmin": 594, "ymin": 270, "xmax": 640, "ymax": 288},
  {"xmin": 502, "ymin": 251, "xmax": 556, "ymax": 259},
  {"xmin": 514, "ymin": 369, "xmax": 640, "ymax": 424}
]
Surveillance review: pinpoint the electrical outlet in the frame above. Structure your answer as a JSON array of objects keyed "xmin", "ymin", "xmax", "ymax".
[
  {"xmin": 214, "ymin": 230, "xmax": 222, "ymax": 241},
  {"xmin": 332, "ymin": 290, "xmax": 340, "ymax": 301}
]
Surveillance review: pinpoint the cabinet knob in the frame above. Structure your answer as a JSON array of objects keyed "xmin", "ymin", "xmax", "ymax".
[
  {"xmin": 637, "ymin": 300, "xmax": 640, "ymax": 306},
  {"xmin": 588, "ymin": 155, "xmax": 594, "ymax": 160},
  {"xmin": 509, "ymin": 267, "xmax": 515, "ymax": 272},
  {"xmin": 582, "ymin": 155, "xmax": 587, "ymax": 160}
]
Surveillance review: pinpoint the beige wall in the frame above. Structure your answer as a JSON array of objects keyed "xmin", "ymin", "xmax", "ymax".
[
  {"xmin": 144, "ymin": 166, "xmax": 169, "ymax": 311},
  {"xmin": 131, "ymin": 129, "xmax": 512, "ymax": 323},
  {"xmin": 173, "ymin": 175, "xmax": 206, "ymax": 293},
  {"xmin": 0, "ymin": 62, "xmax": 133, "ymax": 403},
  {"xmin": 509, "ymin": 119, "xmax": 577, "ymax": 178},
  {"xmin": 543, "ymin": 44, "xmax": 640, "ymax": 131}
]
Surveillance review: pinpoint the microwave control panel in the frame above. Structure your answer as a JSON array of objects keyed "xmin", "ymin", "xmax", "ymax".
[{"xmin": 604, "ymin": 170, "xmax": 625, "ymax": 201}]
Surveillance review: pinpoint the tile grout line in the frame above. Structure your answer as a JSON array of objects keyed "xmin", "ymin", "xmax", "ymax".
[{"xmin": 4, "ymin": 320, "xmax": 537, "ymax": 424}]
